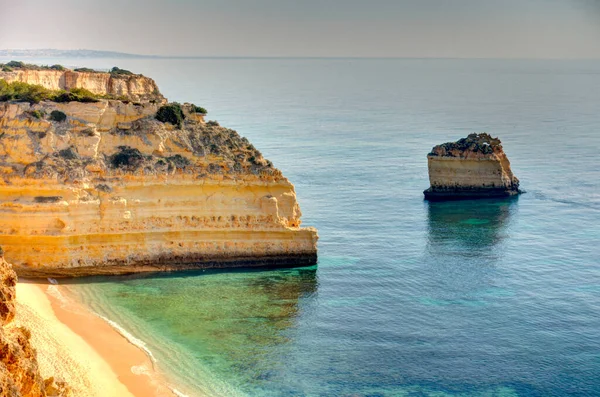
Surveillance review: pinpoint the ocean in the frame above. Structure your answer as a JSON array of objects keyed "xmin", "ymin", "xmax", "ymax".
[{"xmin": 6, "ymin": 57, "xmax": 600, "ymax": 396}]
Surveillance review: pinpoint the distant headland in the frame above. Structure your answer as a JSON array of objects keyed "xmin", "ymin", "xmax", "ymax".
[{"xmin": 0, "ymin": 49, "xmax": 161, "ymax": 59}]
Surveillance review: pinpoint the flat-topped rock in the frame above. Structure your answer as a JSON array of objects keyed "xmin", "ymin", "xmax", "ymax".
[{"xmin": 424, "ymin": 133, "xmax": 521, "ymax": 201}]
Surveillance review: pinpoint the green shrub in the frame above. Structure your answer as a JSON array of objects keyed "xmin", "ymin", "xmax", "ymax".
[
  {"xmin": 0, "ymin": 80, "xmax": 118, "ymax": 104},
  {"xmin": 1, "ymin": 66, "xmax": 12, "ymax": 72},
  {"xmin": 0, "ymin": 61, "xmax": 72, "ymax": 72},
  {"xmin": 54, "ymin": 87, "xmax": 99, "ymax": 103},
  {"xmin": 5, "ymin": 61, "xmax": 24, "ymax": 68},
  {"xmin": 166, "ymin": 154, "xmax": 191, "ymax": 169},
  {"xmin": 156, "ymin": 103, "xmax": 185, "ymax": 128},
  {"xmin": 191, "ymin": 104, "xmax": 207, "ymax": 114},
  {"xmin": 69, "ymin": 87, "xmax": 96, "ymax": 97},
  {"xmin": 0, "ymin": 81, "xmax": 55, "ymax": 104},
  {"xmin": 110, "ymin": 146, "xmax": 144, "ymax": 169},
  {"xmin": 50, "ymin": 110, "xmax": 67, "ymax": 122},
  {"xmin": 206, "ymin": 120, "xmax": 220, "ymax": 127},
  {"xmin": 74, "ymin": 67, "xmax": 97, "ymax": 73},
  {"xmin": 29, "ymin": 110, "xmax": 45, "ymax": 119},
  {"xmin": 110, "ymin": 66, "xmax": 134, "ymax": 76}
]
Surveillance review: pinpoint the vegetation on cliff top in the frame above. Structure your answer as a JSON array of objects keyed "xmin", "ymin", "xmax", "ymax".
[
  {"xmin": 429, "ymin": 133, "xmax": 503, "ymax": 156},
  {"xmin": 109, "ymin": 66, "xmax": 136, "ymax": 77},
  {"xmin": 0, "ymin": 80, "xmax": 131, "ymax": 104},
  {"xmin": 0, "ymin": 61, "xmax": 141, "ymax": 77},
  {"xmin": 0, "ymin": 60, "xmax": 66, "ymax": 72}
]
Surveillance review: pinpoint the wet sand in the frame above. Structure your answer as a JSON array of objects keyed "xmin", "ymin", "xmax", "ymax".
[{"xmin": 13, "ymin": 280, "xmax": 176, "ymax": 397}]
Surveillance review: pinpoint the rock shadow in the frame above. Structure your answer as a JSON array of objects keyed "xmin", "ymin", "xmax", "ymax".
[{"xmin": 426, "ymin": 196, "xmax": 519, "ymax": 258}]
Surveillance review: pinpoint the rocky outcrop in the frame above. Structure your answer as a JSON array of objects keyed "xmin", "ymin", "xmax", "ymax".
[
  {"xmin": 0, "ymin": 256, "xmax": 70, "ymax": 396},
  {"xmin": 424, "ymin": 133, "xmax": 521, "ymax": 201},
  {"xmin": 0, "ymin": 68, "xmax": 165, "ymax": 104},
  {"xmin": 0, "ymin": 74, "xmax": 318, "ymax": 277}
]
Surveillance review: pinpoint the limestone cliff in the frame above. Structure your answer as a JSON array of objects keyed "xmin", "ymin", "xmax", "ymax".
[
  {"xmin": 0, "ymin": 65, "xmax": 164, "ymax": 104},
  {"xmin": 424, "ymin": 133, "xmax": 521, "ymax": 200},
  {"xmin": 0, "ymin": 256, "xmax": 70, "ymax": 396},
  {"xmin": 0, "ymin": 68, "xmax": 317, "ymax": 277}
]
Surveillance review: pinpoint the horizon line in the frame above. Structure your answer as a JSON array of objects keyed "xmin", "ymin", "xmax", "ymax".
[{"xmin": 1, "ymin": 49, "xmax": 599, "ymax": 61}]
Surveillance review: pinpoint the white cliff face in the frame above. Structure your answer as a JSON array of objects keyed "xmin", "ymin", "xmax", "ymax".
[
  {"xmin": 0, "ymin": 69, "xmax": 165, "ymax": 103},
  {"xmin": 0, "ymin": 99, "xmax": 317, "ymax": 277}
]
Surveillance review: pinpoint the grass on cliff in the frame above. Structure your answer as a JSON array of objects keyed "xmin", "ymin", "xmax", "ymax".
[{"xmin": 0, "ymin": 80, "xmax": 133, "ymax": 104}]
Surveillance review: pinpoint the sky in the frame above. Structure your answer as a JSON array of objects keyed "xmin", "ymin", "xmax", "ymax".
[{"xmin": 1, "ymin": 0, "xmax": 600, "ymax": 58}]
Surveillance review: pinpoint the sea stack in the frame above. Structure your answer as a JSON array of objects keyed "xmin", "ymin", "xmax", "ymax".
[
  {"xmin": 0, "ymin": 63, "xmax": 318, "ymax": 277},
  {"xmin": 424, "ymin": 133, "xmax": 521, "ymax": 201}
]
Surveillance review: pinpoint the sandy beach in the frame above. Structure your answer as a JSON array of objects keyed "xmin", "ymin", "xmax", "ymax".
[{"xmin": 13, "ymin": 280, "xmax": 176, "ymax": 397}]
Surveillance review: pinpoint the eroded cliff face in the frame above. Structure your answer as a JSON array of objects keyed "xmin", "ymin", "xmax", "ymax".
[
  {"xmin": 0, "ymin": 257, "xmax": 70, "ymax": 396},
  {"xmin": 0, "ymin": 98, "xmax": 318, "ymax": 277},
  {"xmin": 424, "ymin": 133, "xmax": 521, "ymax": 200},
  {"xmin": 0, "ymin": 69, "xmax": 165, "ymax": 103}
]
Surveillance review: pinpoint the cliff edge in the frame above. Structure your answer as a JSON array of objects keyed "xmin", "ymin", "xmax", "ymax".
[
  {"xmin": 0, "ymin": 64, "xmax": 318, "ymax": 277},
  {"xmin": 0, "ymin": 256, "xmax": 70, "ymax": 396},
  {"xmin": 0, "ymin": 62, "xmax": 165, "ymax": 104},
  {"xmin": 424, "ymin": 133, "xmax": 521, "ymax": 201}
]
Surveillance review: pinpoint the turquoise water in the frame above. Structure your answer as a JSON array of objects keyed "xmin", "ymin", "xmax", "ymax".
[{"xmin": 8, "ymin": 57, "xmax": 600, "ymax": 396}]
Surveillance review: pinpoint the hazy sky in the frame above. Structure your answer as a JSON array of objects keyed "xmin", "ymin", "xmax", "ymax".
[{"xmin": 1, "ymin": 0, "xmax": 600, "ymax": 58}]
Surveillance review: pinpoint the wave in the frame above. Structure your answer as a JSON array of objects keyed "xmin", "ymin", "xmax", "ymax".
[
  {"xmin": 170, "ymin": 388, "xmax": 191, "ymax": 397},
  {"xmin": 64, "ymin": 280, "xmax": 248, "ymax": 397},
  {"xmin": 95, "ymin": 313, "xmax": 158, "ymax": 366}
]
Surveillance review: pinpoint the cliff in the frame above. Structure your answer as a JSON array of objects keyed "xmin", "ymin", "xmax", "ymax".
[
  {"xmin": 0, "ymin": 67, "xmax": 318, "ymax": 277},
  {"xmin": 0, "ymin": 63, "xmax": 165, "ymax": 103},
  {"xmin": 424, "ymin": 133, "xmax": 521, "ymax": 201},
  {"xmin": 0, "ymin": 256, "xmax": 70, "ymax": 396}
]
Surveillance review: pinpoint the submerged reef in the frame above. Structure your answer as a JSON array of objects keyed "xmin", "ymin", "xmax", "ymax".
[
  {"xmin": 0, "ymin": 64, "xmax": 317, "ymax": 277},
  {"xmin": 424, "ymin": 133, "xmax": 521, "ymax": 201}
]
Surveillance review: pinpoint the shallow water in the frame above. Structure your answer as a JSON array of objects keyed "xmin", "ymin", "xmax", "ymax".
[{"xmin": 7, "ymin": 57, "xmax": 600, "ymax": 396}]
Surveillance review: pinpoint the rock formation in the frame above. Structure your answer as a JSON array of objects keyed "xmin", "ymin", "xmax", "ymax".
[
  {"xmin": 0, "ymin": 64, "xmax": 164, "ymax": 104},
  {"xmin": 424, "ymin": 133, "xmax": 521, "ymax": 201},
  {"xmin": 0, "ymin": 255, "xmax": 70, "ymax": 396},
  {"xmin": 0, "ymin": 65, "xmax": 318, "ymax": 277}
]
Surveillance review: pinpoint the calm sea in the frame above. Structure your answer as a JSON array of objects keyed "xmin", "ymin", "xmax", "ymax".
[{"xmin": 6, "ymin": 57, "xmax": 600, "ymax": 396}]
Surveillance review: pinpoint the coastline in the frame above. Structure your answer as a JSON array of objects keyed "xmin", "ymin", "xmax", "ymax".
[{"xmin": 13, "ymin": 280, "xmax": 177, "ymax": 397}]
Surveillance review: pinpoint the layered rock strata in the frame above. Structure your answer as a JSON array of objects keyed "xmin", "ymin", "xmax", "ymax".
[
  {"xmin": 0, "ymin": 256, "xmax": 70, "ymax": 396},
  {"xmin": 0, "ymin": 70, "xmax": 317, "ymax": 277},
  {"xmin": 0, "ymin": 67, "xmax": 165, "ymax": 104},
  {"xmin": 424, "ymin": 133, "xmax": 521, "ymax": 201}
]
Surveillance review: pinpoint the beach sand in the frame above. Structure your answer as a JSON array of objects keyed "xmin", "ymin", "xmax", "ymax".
[{"xmin": 13, "ymin": 280, "xmax": 176, "ymax": 397}]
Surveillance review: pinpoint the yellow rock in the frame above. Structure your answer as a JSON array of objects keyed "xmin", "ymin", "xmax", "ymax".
[
  {"xmin": 0, "ymin": 96, "xmax": 318, "ymax": 277},
  {"xmin": 0, "ymin": 68, "xmax": 165, "ymax": 103},
  {"xmin": 424, "ymin": 133, "xmax": 521, "ymax": 200}
]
